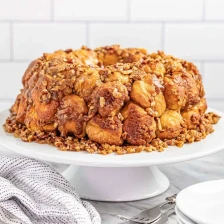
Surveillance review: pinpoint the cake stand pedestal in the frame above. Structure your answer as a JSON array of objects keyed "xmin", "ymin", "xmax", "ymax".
[
  {"xmin": 1, "ymin": 108, "xmax": 224, "ymax": 202},
  {"xmin": 62, "ymin": 165, "xmax": 169, "ymax": 201}
]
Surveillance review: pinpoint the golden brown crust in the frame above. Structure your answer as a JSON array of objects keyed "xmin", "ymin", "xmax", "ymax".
[
  {"xmin": 86, "ymin": 114, "xmax": 123, "ymax": 145},
  {"xmin": 56, "ymin": 95, "xmax": 87, "ymax": 137},
  {"xmin": 22, "ymin": 59, "xmax": 42, "ymax": 87},
  {"xmin": 74, "ymin": 68, "xmax": 102, "ymax": 101},
  {"xmin": 88, "ymin": 81, "xmax": 129, "ymax": 118},
  {"xmin": 182, "ymin": 72, "xmax": 200, "ymax": 106},
  {"xmin": 164, "ymin": 75, "xmax": 187, "ymax": 110},
  {"xmin": 3, "ymin": 45, "xmax": 220, "ymax": 154},
  {"xmin": 181, "ymin": 98, "xmax": 207, "ymax": 129},
  {"xmin": 156, "ymin": 110, "xmax": 183, "ymax": 139},
  {"xmin": 16, "ymin": 93, "xmax": 28, "ymax": 124},
  {"xmin": 94, "ymin": 45, "xmax": 147, "ymax": 66},
  {"xmin": 130, "ymin": 80, "xmax": 155, "ymax": 108},
  {"xmin": 122, "ymin": 102, "xmax": 156, "ymax": 145}
]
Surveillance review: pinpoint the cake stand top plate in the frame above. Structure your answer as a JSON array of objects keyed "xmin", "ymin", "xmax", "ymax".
[{"xmin": 0, "ymin": 108, "xmax": 224, "ymax": 167}]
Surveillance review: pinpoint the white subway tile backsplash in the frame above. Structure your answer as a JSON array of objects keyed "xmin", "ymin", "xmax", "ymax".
[
  {"xmin": 130, "ymin": 0, "xmax": 203, "ymax": 21},
  {"xmin": 0, "ymin": 0, "xmax": 51, "ymax": 21},
  {"xmin": 207, "ymin": 99, "xmax": 224, "ymax": 112},
  {"xmin": 89, "ymin": 23, "xmax": 162, "ymax": 51},
  {"xmin": 0, "ymin": 24, "xmax": 10, "ymax": 60},
  {"xmin": 204, "ymin": 63, "xmax": 224, "ymax": 98},
  {"xmin": 205, "ymin": 0, "xmax": 224, "ymax": 20},
  {"xmin": 165, "ymin": 24, "xmax": 224, "ymax": 60},
  {"xmin": 54, "ymin": 0, "xmax": 128, "ymax": 21},
  {"xmin": 0, "ymin": 0, "xmax": 223, "ymax": 101},
  {"xmin": 0, "ymin": 62, "xmax": 29, "ymax": 99},
  {"xmin": 13, "ymin": 23, "xmax": 86, "ymax": 60}
]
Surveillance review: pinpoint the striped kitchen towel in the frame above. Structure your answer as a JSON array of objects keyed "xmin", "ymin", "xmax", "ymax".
[{"xmin": 0, "ymin": 156, "xmax": 101, "ymax": 224}]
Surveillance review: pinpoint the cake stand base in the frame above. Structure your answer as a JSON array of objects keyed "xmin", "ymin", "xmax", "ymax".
[{"xmin": 62, "ymin": 165, "xmax": 170, "ymax": 202}]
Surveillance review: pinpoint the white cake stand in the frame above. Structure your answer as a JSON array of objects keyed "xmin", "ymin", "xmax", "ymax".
[{"xmin": 0, "ymin": 108, "xmax": 224, "ymax": 202}]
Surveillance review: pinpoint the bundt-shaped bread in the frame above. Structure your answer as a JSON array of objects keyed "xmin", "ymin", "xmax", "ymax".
[{"xmin": 4, "ymin": 45, "xmax": 220, "ymax": 154}]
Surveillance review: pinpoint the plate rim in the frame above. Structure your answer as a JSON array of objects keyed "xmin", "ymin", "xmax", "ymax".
[
  {"xmin": 175, "ymin": 205, "xmax": 195, "ymax": 224},
  {"xmin": 176, "ymin": 179, "xmax": 224, "ymax": 224},
  {"xmin": 0, "ymin": 108, "xmax": 224, "ymax": 167}
]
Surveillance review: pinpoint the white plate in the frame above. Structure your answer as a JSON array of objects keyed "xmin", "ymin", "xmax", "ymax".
[
  {"xmin": 176, "ymin": 216, "xmax": 185, "ymax": 224},
  {"xmin": 0, "ymin": 108, "xmax": 224, "ymax": 167},
  {"xmin": 175, "ymin": 206, "xmax": 195, "ymax": 224},
  {"xmin": 177, "ymin": 179, "xmax": 224, "ymax": 224}
]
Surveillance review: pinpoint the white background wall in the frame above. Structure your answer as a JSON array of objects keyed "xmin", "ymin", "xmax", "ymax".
[{"xmin": 0, "ymin": 0, "xmax": 223, "ymax": 109}]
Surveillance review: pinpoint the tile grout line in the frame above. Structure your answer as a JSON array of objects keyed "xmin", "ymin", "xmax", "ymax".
[
  {"xmin": 127, "ymin": 0, "xmax": 131, "ymax": 22},
  {"xmin": 86, "ymin": 23, "xmax": 90, "ymax": 47},
  {"xmin": 51, "ymin": 0, "xmax": 55, "ymax": 21},
  {"xmin": 9, "ymin": 22, "xmax": 13, "ymax": 61},
  {"xmin": 199, "ymin": 60, "xmax": 224, "ymax": 63},
  {"xmin": 200, "ymin": 62, "xmax": 205, "ymax": 76},
  {"xmin": 207, "ymin": 98, "xmax": 224, "ymax": 101},
  {"xmin": 1, "ymin": 20, "xmax": 224, "ymax": 24},
  {"xmin": 0, "ymin": 60, "xmax": 30, "ymax": 63},
  {"xmin": 161, "ymin": 22, "xmax": 165, "ymax": 51},
  {"xmin": 202, "ymin": 0, "xmax": 206, "ymax": 21}
]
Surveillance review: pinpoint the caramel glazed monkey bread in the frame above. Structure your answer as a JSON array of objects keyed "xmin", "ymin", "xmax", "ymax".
[{"xmin": 4, "ymin": 45, "xmax": 220, "ymax": 155}]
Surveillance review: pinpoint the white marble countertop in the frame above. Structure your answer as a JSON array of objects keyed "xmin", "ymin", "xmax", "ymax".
[{"xmin": 1, "ymin": 99, "xmax": 224, "ymax": 224}]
